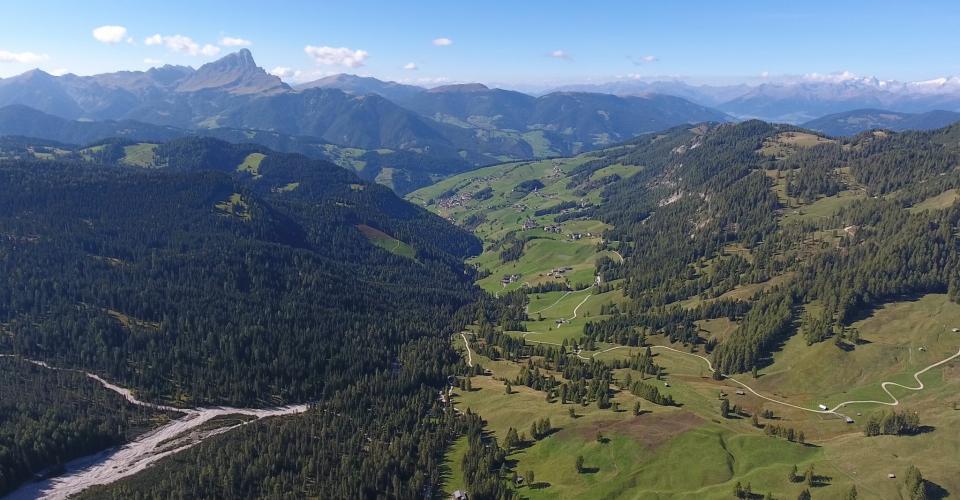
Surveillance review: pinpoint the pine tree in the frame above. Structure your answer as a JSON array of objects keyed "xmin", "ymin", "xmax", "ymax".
[
  {"xmin": 844, "ymin": 485, "xmax": 858, "ymax": 500},
  {"xmin": 733, "ymin": 481, "xmax": 744, "ymax": 499},
  {"xmin": 905, "ymin": 465, "xmax": 927, "ymax": 500}
]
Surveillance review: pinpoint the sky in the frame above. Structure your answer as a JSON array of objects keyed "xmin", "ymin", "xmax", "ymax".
[{"xmin": 2, "ymin": 0, "xmax": 960, "ymax": 88}]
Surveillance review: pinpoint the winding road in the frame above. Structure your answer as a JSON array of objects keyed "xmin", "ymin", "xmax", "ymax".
[
  {"xmin": 2, "ymin": 356, "xmax": 309, "ymax": 500},
  {"xmin": 457, "ymin": 337, "xmax": 960, "ymax": 420}
]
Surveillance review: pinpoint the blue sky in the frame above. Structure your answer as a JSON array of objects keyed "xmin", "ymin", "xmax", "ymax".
[{"xmin": 2, "ymin": 0, "xmax": 960, "ymax": 86}]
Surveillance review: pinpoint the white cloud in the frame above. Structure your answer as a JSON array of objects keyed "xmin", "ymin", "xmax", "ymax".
[
  {"xmin": 48, "ymin": 68, "xmax": 69, "ymax": 76},
  {"xmin": 92, "ymin": 25, "xmax": 129, "ymax": 44},
  {"xmin": 629, "ymin": 55, "xmax": 658, "ymax": 65},
  {"xmin": 270, "ymin": 66, "xmax": 303, "ymax": 81},
  {"xmin": 220, "ymin": 36, "xmax": 252, "ymax": 47},
  {"xmin": 398, "ymin": 76, "xmax": 452, "ymax": 86},
  {"xmin": 549, "ymin": 49, "xmax": 571, "ymax": 60},
  {"xmin": 304, "ymin": 45, "xmax": 368, "ymax": 68},
  {"xmin": 200, "ymin": 44, "xmax": 221, "ymax": 56},
  {"xmin": 0, "ymin": 50, "xmax": 49, "ymax": 64},
  {"xmin": 403, "ymin": 62, "xmax": 418, "ymax": 70},
  {"xmin": 145, "ymin": 34, "xmax": 221, "ymax": 57},
  {"xmin": 432, "ymin": 37, "xmax": 453, "ymax": 47},
  {"xmin": 803, "ymin": 70, "xmax": 858, "ymax": 83},
  {"xmin": 144, "ymin": 58, "xmax": 163, "ymax": 65}
]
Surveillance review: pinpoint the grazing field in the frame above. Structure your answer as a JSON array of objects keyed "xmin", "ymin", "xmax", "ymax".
[
  {"xmin": 407, "ymin": 154, "xmax": 625, "ymax": 294},
  {"xmin": 754, "ymin": 294, "xmax": 960, "ymax": 407},
  {"xmin": 236, "ymin": 152, "xmax": 266, "ymax": 177},
  {"xmin": 214, "ymin": 193, "xmax": 251, "ymax": 220},
  {"xmin": 908, "ymin": 188, "xmax": 960, "ymax": 212},
  {"xmin": 781, "ymin": 190, "xmax": 866, "ymax": 223},
  {"xmin": 454, "ymin": 292, "xmax": 960, "ymax": 498},
  {"xmin": 121, "ymin": 143, "xmax": 158, "ymax": 167},
  {"xmin": 356, "ymin": 224, "xmax": 415, "ymax": 258},
  {"xmin": 760, "ymin": 132, "xmax": 835, "ymax": 158}
]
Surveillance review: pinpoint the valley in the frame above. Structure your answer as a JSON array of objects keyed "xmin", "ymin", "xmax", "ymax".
[
  {"xmin": 4, "ymin": 357, "xmax": 308, "ymax": 500},
  {"xmin": 407, "ymin": 122, "xmax": 960, "ymax": 499},
  {"xmin": 4, "ymin": 8, "xmax": 960, "ymax": 498}
]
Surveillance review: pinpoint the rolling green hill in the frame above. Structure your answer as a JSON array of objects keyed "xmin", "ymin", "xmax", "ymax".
[{"xmin": 409, "ymin": 120, "xmax": 960, "ymax": 499}]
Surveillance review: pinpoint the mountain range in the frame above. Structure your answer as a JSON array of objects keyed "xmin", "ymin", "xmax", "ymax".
[
  {"xmin": 5, "ymin": 49, "xmax": 960, "ymax": 194},
  {"xmin": 802, "ymin": 108, "xmax": 960, "ymax": 136},
  {"xmin": 550, "ymin": 75, "xmax": 960, "ymax": 124},
  {"xmin": 0, "ymin": 49, "xmax": 729, "ymax": 193}
]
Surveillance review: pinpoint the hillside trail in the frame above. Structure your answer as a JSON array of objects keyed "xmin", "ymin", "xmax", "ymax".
[
  {"xmin": 1, "ymin": 355, "xmax": 308, "ymax": 500},
  {"xmin": 454, "ymin": 338, "xmax": 960, "ymax": 420},
  {"xmin": 460, "ymin": 333, "xmax": 474, "ymax": 367},
  {"xmin": 578, "ymin": 345, "xmax": 960, "ymax": 418}
]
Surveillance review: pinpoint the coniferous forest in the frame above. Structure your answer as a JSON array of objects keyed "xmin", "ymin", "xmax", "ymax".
[
  {"xmin": 0, "ymin": 138, "xmax": 484, "ymax": 496},
  {"xmin": 3, "ymin": 120, "xmax": 960, "ymax": 497}
]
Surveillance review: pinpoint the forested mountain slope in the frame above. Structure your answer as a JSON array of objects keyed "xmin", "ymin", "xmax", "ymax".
[
  {"xmin": 0, "ymin": 137, "xmax": 480, "ymax": 406},
  {"xmin": 0, "ymin": 107, "xmax": 475, "ymax": 195},
  {"xmin": 0, "ymin": 137, "xmax": 488, "ymax": 497},
  {"xmin": 568, "ymin": 122, "xmax": 960, "ymax": 373}
]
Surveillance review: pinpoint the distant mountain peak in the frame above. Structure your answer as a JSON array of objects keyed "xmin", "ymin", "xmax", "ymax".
[
  {"xmin": 214, "ymin": 48, "xmax": 257, "ymax": 70},
  {"xmin": 176, "ymin": 49, "xmax": 288, "ymax": 95},
  {"xmin": 428, "ymin": 83, "xmax": 489, "ymax": 93},
  {"xmin": 296, "ymin": 73, "xmax": 424, "ymax": 103}
]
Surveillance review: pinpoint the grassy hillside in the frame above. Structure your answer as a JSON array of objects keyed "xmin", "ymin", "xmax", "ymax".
[{"xmin": 418, "ymin": 121, "xmax": 960, "ymax": 499}]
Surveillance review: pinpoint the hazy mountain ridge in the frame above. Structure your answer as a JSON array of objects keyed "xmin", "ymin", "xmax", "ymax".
[
  {"xmin": 0, "ymin": 50, "xmax": 736, "ymax": 193},
  {"xmin": 803, "ymin": 108, "xmax": 960, "ymax": 136},
  {"xmin": 548, "ymin": 75, "xmax": 960, "ymax": 123}
]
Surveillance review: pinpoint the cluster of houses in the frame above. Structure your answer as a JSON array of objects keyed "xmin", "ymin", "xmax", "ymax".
[
  {"xmin": 543, "ymin": 224, "xmax": 562, "ymax": 233},
  {"xmin": 545, "ymin": 267, "xmax": 572, "ymax": 279},
  {"xmin": 501, "ymin": 274, "xmax": 522, "ymax": 286},
  {"xmin": 435, "ymin": 191, "xmax": 473, "ymax": 210},
  {"xmin": 521, "ymin": 218, "xmax": 539, "ymax": 230},
  {"xmin": 545, "ymin": 162, "xmax": 565, "ymax": 179}
]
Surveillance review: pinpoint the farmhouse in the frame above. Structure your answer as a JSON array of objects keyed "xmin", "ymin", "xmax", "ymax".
[{"xmin": 501, "ymin": 274, "xmax": 521, "ymax": 285}]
